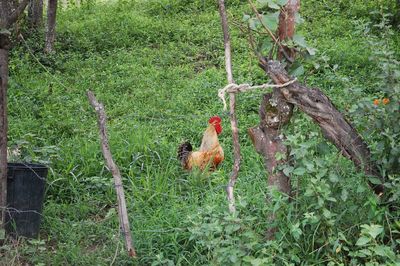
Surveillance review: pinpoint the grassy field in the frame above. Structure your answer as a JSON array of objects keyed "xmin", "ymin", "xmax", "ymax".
[{"xmin": 4, "ymin": 0, "xmax": 400, "ymax": 265}]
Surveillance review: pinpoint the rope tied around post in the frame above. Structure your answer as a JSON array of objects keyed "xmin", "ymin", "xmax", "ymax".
[{"xmin": 218, "ymin": 78, "xmax": 298, "ymax": 111}]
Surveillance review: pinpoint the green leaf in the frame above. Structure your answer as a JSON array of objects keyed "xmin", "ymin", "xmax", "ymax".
[
  {"xmin": 267, "ymin": 0, "xmax": 280, "ymax": 10},
  {"xmin": 225, "ymin": 224, "xmax": 241, "ymax": 234},
  {"xmin": 327, "ymin": 197, "xmax": 337, "ymax": 202},
  {"xmin": 229, "ymin": 254, "xmax": 238, "ymax": 263},
  {"xmin": 341, "ymin": 189, "xmax": 348, "ymax": 201},
  {"xmin": 293, "ymin": 34, "xmax": 308, "ymax": 48},
  {"xmin": 368, "ymin": 177, "xmax": 382, "ymax": 185},
  {"xmin": 261, "ymin": 12, "xmax": 279, "ymax": 31},
  {"xmin": 316, "ymin": 141, "xmax": 330, "ymax": 155},
  {"xmin": 304, "ymin": 187, "xmax": 314, "ymax": 197},
  {"xmin": 306, "ymin": 47, "xmax": 317, "ymax": 56},
  {"xmin": 249, "ymin": 18, "xmax": 259, "ymax": 30},
  {"xmin": 276, "ymin": 0, "xmax": 288, "ymax": 6},
  {"xmin": 105, "ymin": 208, "xmax": 116, "ymax": 219},
  {"xmin": 283, "ymin": 166, "xmax": 294, "ymax": 176},
  {"xmin": 316, "ymin": 168, "xmax": 328, "ymax": 178},
  {"xmin": 290, "ymin": 223, "xmax": 302, "ymax": 240},
  {"xmin": 328, "ymin": 173, "xmax": 339, "ymax": 183},
  {"xmin": 290, "ymin": 65, "xmax": 304, "ymax": 77},
  {"xmin": 275, "ymin": 152, "xmax": 286, "ymax": 160},
  {"xmin": 373, "ymin": 245, "xmax": 396, "ymax": 259},
  {"xmin": 257, "ymin": 0, "xmax": 269, "ymax": 8},
  {"xmin": 295, "ymin": 13, "xmax": 305, "ymax": 24},
  {"xmin": 356, "ymin": 236, "xmax": 371, "ymax": 246},
  {"xmin": 304, "ymin": 161, "xmax": 315, "ymax": 172},
  {"xmin": 364, "ymin": 224, "xmax": 383, "ymax": 239},
  {"xmin": 250, "ymin": 258, "xmax": 271, "ymax": 266},
  {"xmin": 356, "ymin": 185, "xmax": 366, "ymax": 193},
  {"xmin": 243, "ymin": 14, "xmax": 250, "ymax": 22},
  {"xmin": 293, "ymin": 167, "xmax": 306, "ymax": 176},
  {"xmin": 261, "ymin": 38, "xmax": 273, "ymax": 53},
  {"xmin": 323, "ymin": 208, "xmax": 332, "ymax": 219},
  {"xmin": 359, "ymin": 248, "xmax": 372, "ymax": 256}
]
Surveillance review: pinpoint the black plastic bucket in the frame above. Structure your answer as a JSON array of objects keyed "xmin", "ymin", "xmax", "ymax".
[{"xmin": 6, "ymin": 163, "xmax": 48, "ymax": 238}]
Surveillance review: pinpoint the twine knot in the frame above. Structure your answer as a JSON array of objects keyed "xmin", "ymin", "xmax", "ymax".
[{"xmin": 218, "ymin": 78, "xmax": 297, "ymax": 111}]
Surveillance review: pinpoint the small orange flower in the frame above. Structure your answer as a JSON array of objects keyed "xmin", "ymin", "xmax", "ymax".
[
  {"xmin": 382, "ymin": 98, "xmax": 390, "ymax": 105},
  {"xmin": 373, "ymin": 99, "xmax": 380, "ymax": 106}
]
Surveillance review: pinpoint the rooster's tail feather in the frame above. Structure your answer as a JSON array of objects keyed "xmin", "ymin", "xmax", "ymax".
[{"xmin": 178, "ymin": 141, "xmax": 192, "ymax": 166}]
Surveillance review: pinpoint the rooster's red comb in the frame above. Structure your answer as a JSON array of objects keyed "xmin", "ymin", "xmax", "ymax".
[{"xmin": 208, "ymin": 116, "xmax": 222, "ymax": 124}]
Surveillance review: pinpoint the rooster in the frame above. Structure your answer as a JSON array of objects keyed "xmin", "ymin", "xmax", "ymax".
[{"xmin": 178, "ymin": 116, "xmax": 224, "ymax": 171}]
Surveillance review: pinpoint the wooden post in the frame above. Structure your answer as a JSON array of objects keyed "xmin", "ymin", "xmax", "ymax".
[
  {"xmin": 218, "ymin": 0, "xmax": 241, "ymax": 213},
  {"xmin": 87, "ymin": 91, "xmax": 136, "ymax": 257}
]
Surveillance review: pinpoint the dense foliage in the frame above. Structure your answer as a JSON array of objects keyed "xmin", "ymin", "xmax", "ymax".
[{"xmin": 3, "ymin": 0, "xmax": 399, "ymax": 264}]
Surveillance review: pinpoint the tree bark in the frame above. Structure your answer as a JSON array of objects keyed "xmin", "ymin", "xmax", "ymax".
[
  {"xmin": 0, "ymin": 0, "xmax": 29, "ymax": 232},
  {"xmin": 262, "ymin": 61, "xmax": 385, "ymax": 195},
  {"xmin": 44, "ymin": 0, "xmax": 57, "ymax": 53},
  {"xmin": 248, "ymin": 0, "xmax": 300, "ymax": 239},
  {"xmin": 28, "ymin": 0, "xmax": 43, "ymax": 29},
  {"xmin": 248, "ymin": 87, "xmax": 293, "ymax": 239},
  {"xmin": 6, "ymin": 0, "xmax": 30, "ymax": 27},
  {"xmin": 249, "ymin": 0, "xmax": 299, "ymax": 196},
  {"xmin": 249, "ymin": 92, "xmax": 292, "ymax": 195},
  {"xmin": 0, "ymin": 34, "xmax": 10, "ymax": 232},
  {"xmin": 277, "ymin": 0, "xmax": 300, "ymax": 61}
]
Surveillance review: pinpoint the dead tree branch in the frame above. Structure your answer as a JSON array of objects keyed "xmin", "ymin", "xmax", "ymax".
[
  {"xmin": 87, "ymin": 90, "xmax": 137, "ymax": 257},
  {"xmin": 263, "ymin": 61, "xmax": 385, "ymax": 195}
]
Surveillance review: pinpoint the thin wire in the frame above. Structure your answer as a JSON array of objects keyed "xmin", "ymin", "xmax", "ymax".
[{"xmin": 19, "ymin": 34, "xmax": 72, "ymax": 91}]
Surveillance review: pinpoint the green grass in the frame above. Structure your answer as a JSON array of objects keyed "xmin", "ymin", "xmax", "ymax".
[{"xmin": 4, "ymin": 0, "xmax": 400, "ymax": 264}]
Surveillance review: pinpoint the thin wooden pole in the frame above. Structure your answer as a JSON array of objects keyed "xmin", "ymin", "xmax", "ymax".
[
  {"xmin": 218, "ymin": 0, "xmax": 241, "ymax": 213},
  {"xmin": 87, "ymin": 91, "xmax": 136, "ymax": 257}
]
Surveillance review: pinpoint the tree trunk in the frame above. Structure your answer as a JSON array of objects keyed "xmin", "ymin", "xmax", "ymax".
[
  {"xmin": 262, "ymin": 61, "xmax": 385, "ymax": 195},
  {"xmin": 248, "ymin": 87, "xmax": 293, "ymax": 238},
  {"xmin": 249, "ymin": 0, "xmax": 299, "ymax": 194},
  {"xmin": 44, "ymin": 0, "xmax": 57, "ymax": 53},
  {"xmin": 0, "ymin": 0, "xmax": 29, "ymax": 232},
  {"xmin": 248, "ymin": 0, "xmax": 300, "ymax": 239},
  {"xmin": 0, "ymin": 33, "xmax": 10, "ymax": 231},
  {"xmin": 249, "ymin": 92, "xmax": 292, "ymax": 195},
  {"xmin": 28, "ymin": 0, "xmax": 43, "ymax": 29}
]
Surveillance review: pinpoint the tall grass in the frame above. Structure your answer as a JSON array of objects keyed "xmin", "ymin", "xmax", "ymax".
[{"xmin": 4, "ymin": 0, "xmax": 399, "ymax": 264}]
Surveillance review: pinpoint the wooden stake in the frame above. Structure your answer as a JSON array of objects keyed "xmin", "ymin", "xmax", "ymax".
[
  {"xmin": 87, "ymin": 91, "xmax": 136, "ymax": 257},
  {"xmin": 218, "ymin": 0, "xmax": 241, "ymax": 213}
]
